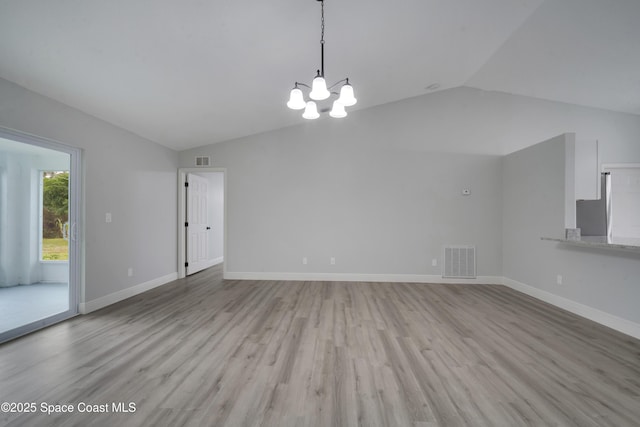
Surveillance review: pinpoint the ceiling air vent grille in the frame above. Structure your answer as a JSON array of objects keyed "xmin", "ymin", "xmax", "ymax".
[
  {"xmin": 443, "ymin": 245, "xmax": 476, "ymax": 278},
  {"xmin": 195, "ymin": 156, "xmax": 210, "ymax": 167}
]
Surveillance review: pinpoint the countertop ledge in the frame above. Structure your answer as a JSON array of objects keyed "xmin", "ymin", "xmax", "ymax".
[{"xmin": 541, "ymin": 236, "xmax": 640, "ymax": 254}]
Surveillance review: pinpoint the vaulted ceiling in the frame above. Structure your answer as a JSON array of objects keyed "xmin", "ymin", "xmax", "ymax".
[{"xmin": 1, "ymin": 0, "xmax": 638, "ymax": 151}]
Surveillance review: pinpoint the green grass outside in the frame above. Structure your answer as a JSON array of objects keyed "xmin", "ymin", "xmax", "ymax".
[{"xmin": 42, "ymin": 238, "xmax": 69, "ymax": 261}]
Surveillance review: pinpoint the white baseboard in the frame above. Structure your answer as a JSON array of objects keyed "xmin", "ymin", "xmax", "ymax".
[
  {"xmin": 502, "ymin": 277, "xmax": 640, "ymax": 340},
  {"xmin": 211, "ymin": 256, "xmax": 224, "ymax": 266},
  {"xmin": 79, "ymin": 272, "xmax": 178, "ymax": 314},
  {"xmin": 223, "ymin": 271, "xmax": 503, "ymax": 285}
]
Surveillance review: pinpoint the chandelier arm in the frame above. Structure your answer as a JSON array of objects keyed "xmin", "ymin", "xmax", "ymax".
[
  {"xmin": 327, "ymin": 78, "xmax": 349, "ymax": 91},
  {"xmin": 295, "ymin": 82, "xmax": 312, "ymax": 89}
]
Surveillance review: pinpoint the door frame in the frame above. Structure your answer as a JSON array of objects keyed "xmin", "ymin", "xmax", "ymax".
[
  {"xmin": 177, "ymin": 167, "xmax": 226, "ymax": 279},
  {"xmin": 0, "ymin": 126, "xmax": 83, "ymax": 342}
]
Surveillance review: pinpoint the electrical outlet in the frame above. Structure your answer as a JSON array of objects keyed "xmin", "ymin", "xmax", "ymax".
[
  {"xmin": 432, "ymin": 258, "xmax": 438, "ymax": 267},
  {"xmin": 105, "ymin": 212, "xmax": 112, "ymax": 223},
  {"xmin": 330, "ymin": 257, "xmax": 335, "ymax": 265},
  {"xmin": 556, "ymin": 275, "xmax": 563, "ymax": 285},
  {"xmin": 302, "ymin": 257, "xmax": 308, "ymax": 265},
  {"xmin": 128, "ymin": 268, "xmax": 133, "ymax": 277}
]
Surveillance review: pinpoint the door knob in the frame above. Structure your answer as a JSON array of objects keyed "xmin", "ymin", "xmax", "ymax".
[{"xmin": 206, "ymin": 227, "xmax": 211, "ymax": 230}]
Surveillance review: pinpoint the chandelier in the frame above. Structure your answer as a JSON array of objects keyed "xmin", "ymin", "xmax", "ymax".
[{"xmin": 286, "ymin": 0, "xmax": 357, "ymax": 119}]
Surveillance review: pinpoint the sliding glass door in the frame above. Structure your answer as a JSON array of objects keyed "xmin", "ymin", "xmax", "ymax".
[{"xmin": 0, "ymin": 129, "xmax": 81, "ymax": 343}]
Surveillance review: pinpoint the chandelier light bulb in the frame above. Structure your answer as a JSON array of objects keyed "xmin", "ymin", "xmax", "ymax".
[
  {"xmin": 329, "ymin": 101, "xmax": 347, "ymax": 118},
  {"xmin": 287, "ymin": 87, "xmax": 306, "ymax": 110},
  {"xmin": 302, "ymin": 101, "xmax": 320, "ymax": 119},
  {"xmin": 309, "ymin": 75, "xmax": 330, "ymax": 100},
  {"xmin": 337, "ymin": 82, "xmax": 357, "ymax": 106}
]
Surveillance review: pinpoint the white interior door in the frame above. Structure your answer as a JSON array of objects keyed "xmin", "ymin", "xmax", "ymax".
[{"xmin": 186, "ymin": 173, "xmax": 210, "ymax": 275}]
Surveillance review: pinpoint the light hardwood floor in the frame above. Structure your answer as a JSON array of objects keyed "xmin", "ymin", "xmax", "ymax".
[{"xmin": 1, "ymin": 264, "xmax": 639, "ymax": 426}]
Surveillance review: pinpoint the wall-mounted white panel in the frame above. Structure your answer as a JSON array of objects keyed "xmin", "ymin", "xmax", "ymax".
[
  {"xmin": 575, "ymin": 139, "xmax": 599, "ymax": 200},
  {"xmin": 608, "ymin": 167, "xmax": 640, "ymax": 238}
]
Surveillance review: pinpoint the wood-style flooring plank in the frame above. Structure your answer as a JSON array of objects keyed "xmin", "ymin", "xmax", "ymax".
[{"xmin": 1, "ymin": 264, "xmax": 639, "ymax": 426}]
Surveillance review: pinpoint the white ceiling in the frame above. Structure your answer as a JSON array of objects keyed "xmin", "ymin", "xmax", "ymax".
[{"xmin": 0, "ymin": 0, "xmax": 638, "ymax": 151}]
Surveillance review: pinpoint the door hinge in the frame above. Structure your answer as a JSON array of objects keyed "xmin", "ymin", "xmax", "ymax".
[
  {"xmin": 185, "ymin": 222, "xmax": 189, "ymax": 227},
  {"xmin": 184, "ymin": 182, "xmax": 189, "ymax": 187},
  {"xmin": 185, "ymin": 262, "xmax": 189, "ymax": 267}
]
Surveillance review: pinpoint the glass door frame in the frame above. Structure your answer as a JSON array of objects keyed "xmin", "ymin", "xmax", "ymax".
[{"xmin": 0, "ymin": 127, "xmax": 82, "ymax": 343}]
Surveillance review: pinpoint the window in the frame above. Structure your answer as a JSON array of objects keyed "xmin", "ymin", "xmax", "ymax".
[{"xmin": 41, "ymin": 171, "xmax": 69, "ymax": 261}]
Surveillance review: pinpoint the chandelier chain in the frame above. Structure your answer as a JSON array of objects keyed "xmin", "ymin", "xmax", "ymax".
[{"xmin": 320, "ymin": 0, "xmax": 325, "ymax": 45}]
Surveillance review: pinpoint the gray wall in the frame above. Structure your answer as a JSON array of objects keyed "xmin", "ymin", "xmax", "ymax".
[
  {"xmin": 180, "ymin": 92, "xmax": 509, "ymax": 277},
  {"xmin": 0, "ymin": 77, "xmax": 179, "ymax": 303},
  {"xmin": 189, "ymin": 142, "xmax": 502, "ymax": 276},
  {"xmin": 503, "ymin": 135, "xmax": 640, "ymax": 326},
  {"xmin": 502, "ymin": 135, "xmax": 567, "ymax": 288},
  {"xmin": 276, "ymin": 86, "xmax": 640, "ymax": 158}
]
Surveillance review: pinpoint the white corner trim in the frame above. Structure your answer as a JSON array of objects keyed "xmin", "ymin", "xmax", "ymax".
[
  {"xmin": 502, "ymin": 277, "xmax": 640, "ymax": 340},
  {"xmin": 79, "ymin": 272, "xmax": 178, "ymax": 314},
  {"xmin": 223, "ymin": 271, "xmax": 503, "ymax": 285}
]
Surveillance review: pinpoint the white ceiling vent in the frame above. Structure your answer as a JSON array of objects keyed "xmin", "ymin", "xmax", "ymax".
[
  {"xmin": 443, "ymin": 245, "xmax": 476, "ymax": 279},
  {"xmin": 195, "ymin": 156, "xmax": 210, "ymax": 167}
]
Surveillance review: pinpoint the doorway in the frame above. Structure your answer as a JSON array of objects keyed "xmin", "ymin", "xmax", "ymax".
[
  {"xmin": 0, "ymin": 128, "xmax": 81, "ymax": 343},
  {"xmin": 177, "ymin": 168, "xmax": 225, "ymax": 278}
]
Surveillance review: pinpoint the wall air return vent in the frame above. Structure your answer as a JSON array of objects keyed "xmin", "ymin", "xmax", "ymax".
[
  {"xmin": 195, "ymin": 156, "xmax": 211, "ymax": 167},
  {"xmin": 443, "ymin": 245, "xmax": 476, "ymax": 278}
]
